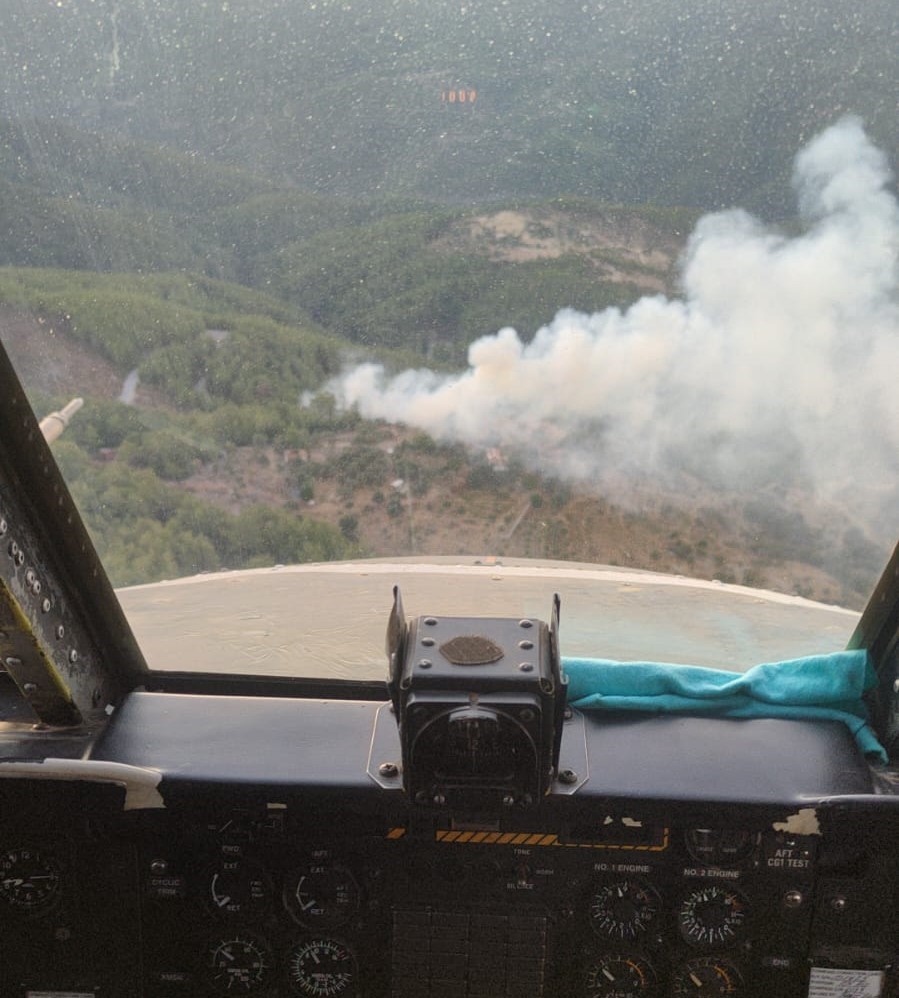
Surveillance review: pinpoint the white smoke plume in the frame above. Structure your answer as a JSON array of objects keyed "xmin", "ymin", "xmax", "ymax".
[{"xmin": 327, "ymin": 118, "xmax": 899, "ymax": 538}]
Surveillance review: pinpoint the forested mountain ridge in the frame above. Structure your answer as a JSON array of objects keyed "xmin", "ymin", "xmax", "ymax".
[
  {"xmin": 1, "ymin": 0, "xmax": 895, "ymax": 213},
  {"xmin": 0, "ymin": 116, "xmax": 690, "ymax": 364}
]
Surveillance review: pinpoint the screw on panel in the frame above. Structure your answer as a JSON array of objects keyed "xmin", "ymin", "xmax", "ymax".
[
  {"xmin": 5, "ymin": 658, "xmax": 22, "ymax": 669},
  {"xmin": 519, "ymin": 639, "xmax": 534, "ymax": 650},
  {"xmin": 22, "ymin": 682, "xmax": 37, "ymax": 694},
  {"xmin": 518, "ymin": 662, "xmax": 533, "ymax": 672},
  {"xmin": 783, "ymin": 891, "xmax": 804, "ymax": 908},
  {"xmin": 424, "ymin": 617, "xmax": 438, "ymax": 627},
  {"xmin": 68, "ymin": 649, "xmax": 79, "ymax": 664},
  {"xmin": 518, "ymin": 619, "xmax": 533, "ymax": 629},
  {"xmin": 558, "ymin": 769, "xmax": 578, "ymax": 785},
  {"xmin": 421, "ymin": 637, "xmax": 435, "ymax": 647},
  {"xmin": 56, "ymin": 625, "xmax": 65, "ymax": 640},
  {"xmin": 418, "ymin": 659, "xmax": 432, "ymax": 669},
  {"xmin": 830, "ymin": 896, "xmax": 847, "ymax": 912},
  {"xmin": 0, "ymin": 519, "xmax": 6, "ymax": 535},
  {"xmin": 378, "ymin": 762, "xmax": 399, "ymax": 778},
  {"xmin": 41, "ymin": 598, "xmax": 52, "ymax": 613},
  {"xmin": 25, "ymin": 569, "xmax": 36, "ymax": 586}
]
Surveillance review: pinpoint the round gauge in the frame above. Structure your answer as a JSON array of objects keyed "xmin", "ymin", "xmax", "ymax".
[
  {"xmin": 672, "ymin": 956, "xmax": 743, "ymax": 995},
  {"xmin": 685, "ymin": 830, "xmax": 755, "ymax": 867},
  {"xmin": 677, "ymin": 885, "xmax": 748, "ymax": 947},
  {"xmin": 0, "ymin": 847, "xmax": 62, "ymax": 912},
  {"xmin": 207, "ymin": 934, "xmax": 272, "ymax": 994},
  {"xmin": 585, "ymin": 954, "xmax": 657, "ymax": 997},
  {"xmin": 286, "ymin": 937, "xmax": 357, "ymax": 997},
  {"xmin": 206, "ymin": 860, "xmax": 272, "ymax": 920},
  {"xmin": 588, "ymin": 879, "xmax": 661, "ymax": 941},
  {"xmin": 284, "ymin": 862, "xmax": 360, "ymax": 929}
]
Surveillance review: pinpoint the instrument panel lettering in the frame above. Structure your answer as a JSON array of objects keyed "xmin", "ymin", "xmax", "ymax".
[
  {"xmin": 682, "ymin": 866, "xmax": 742, "ymax": 879},
  {"xmin": 594, "ymin": 862, "xmax": 651, "ymax": 874}
]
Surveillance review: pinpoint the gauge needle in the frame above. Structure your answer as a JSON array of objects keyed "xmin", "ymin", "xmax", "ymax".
[
  {"xmin": 690, "ymin": 971, "xmax": 703, "ymax": 987},
  {"xmin": 602, "ymin": 967, "xmax": 616, "ymax": 981},
  {"xmin": 216, "ymin": 894, "xmax": 232, "ymax": 907}
]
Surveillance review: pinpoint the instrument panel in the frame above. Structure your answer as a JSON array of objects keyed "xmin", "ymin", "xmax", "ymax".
[
  {"xmin": 0, "ymin": 780, "xmax": 895, "ymax": 998},
  {"xmin": 134, "ymin": 809, "xmax": 829, "ymax": 997},
  {"xmin": 0, "ymin": 691, "xmax": 894, "ymax": 997}
]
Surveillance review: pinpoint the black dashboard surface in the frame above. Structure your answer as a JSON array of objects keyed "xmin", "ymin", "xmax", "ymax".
[{"xmin": 90, "ymin": 690, "xmax": 874, "ymax": 804}]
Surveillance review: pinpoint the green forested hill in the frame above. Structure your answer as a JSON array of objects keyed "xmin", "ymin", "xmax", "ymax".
[
  {"xmin": 1, "ymin": 0, "xmax": 895, "ymax": 213},
  {"xmin": 0, "ymin": 119, "xmax": 684, "ymax": 363}
]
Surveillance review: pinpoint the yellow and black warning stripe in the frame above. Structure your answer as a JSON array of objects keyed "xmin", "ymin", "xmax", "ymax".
[{"xmin": 385, "ymin": 827, "xmax": 669, "ymax": 851}]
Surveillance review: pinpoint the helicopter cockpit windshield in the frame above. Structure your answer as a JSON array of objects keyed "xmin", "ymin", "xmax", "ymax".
[{"xmin": 0, "ymin": 0, "xmax": 898, "ymax": 995}]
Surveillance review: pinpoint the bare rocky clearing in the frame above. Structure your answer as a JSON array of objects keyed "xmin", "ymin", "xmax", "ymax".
[{"xmin": 437, "ymin": 206, "xmax": 684, "ymax": 292}]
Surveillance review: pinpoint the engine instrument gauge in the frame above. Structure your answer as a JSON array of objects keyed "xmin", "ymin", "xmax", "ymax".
[
  {"xmin": 286, "ymin": 937, "xmax": 357, "ymax": 997},
  {"xmin": 677, "ymin": 885, "xmax": 748, "ymax": 947},
  {"xmin": 588, "ymin": 879, "xmax": 661, "ymax": 941},
  {"xmin": 206, "ymin": 859, "xmax": 272, "ymax": 919},
  {"xmin": 585, "ymin": 954, "xmax": 658, "ymax": 997},
  {"xmin": 284, "ymin": 860, "xmax": 360, "ymax": 929},
  {"xmin": 672, "ymin": 956, "xmax": 743, "ymax": 994},
  {"xmin": 207, "ymin": 934, "xmax": 272, "ymax": 994},
  {"xmin": 685, "ymin": 829, "xmax": 755, "ymax": 867},
  {"xmin": 0, "ymin": 846, "xmax": 62, "ymax": 912}
]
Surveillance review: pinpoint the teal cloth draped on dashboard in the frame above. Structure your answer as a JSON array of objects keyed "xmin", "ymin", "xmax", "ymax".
[{"xmin": 561, "ymin": 650, "xmax": 886, "ymax": 763}]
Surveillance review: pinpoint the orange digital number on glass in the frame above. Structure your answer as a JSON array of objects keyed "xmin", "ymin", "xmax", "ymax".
[{"xmin": 440, "ymin": 89, "xmax": 477, "ymax": 104}]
